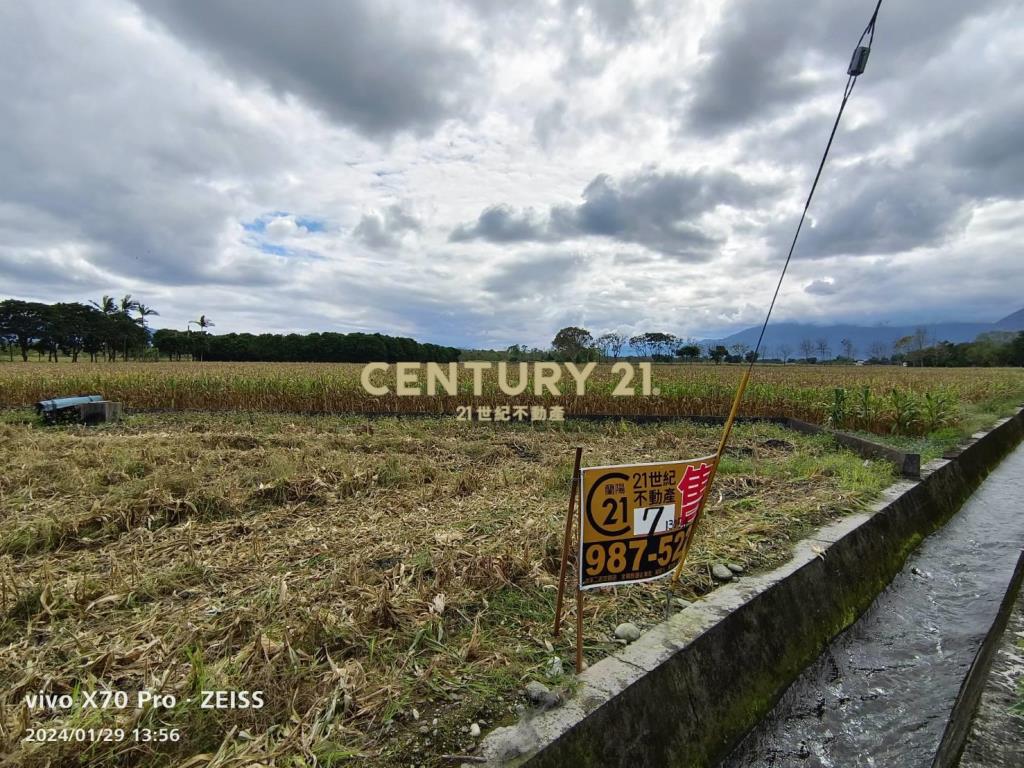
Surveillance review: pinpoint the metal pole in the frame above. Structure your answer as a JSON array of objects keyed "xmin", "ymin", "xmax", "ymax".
[{"xmin": 554, "ymin": 446, "xmax": 583, "ymax": 636}]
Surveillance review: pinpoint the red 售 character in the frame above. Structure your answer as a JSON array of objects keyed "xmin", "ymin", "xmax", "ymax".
[{"xmin": 677, "ymin": 462, "xmax": 712, "ymax": 526}]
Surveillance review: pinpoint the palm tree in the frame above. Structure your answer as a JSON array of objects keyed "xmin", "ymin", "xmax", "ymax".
[
  {"xmin": 187, "ymin": 315, "xmax": 214, "ymax": 361},
  {"xmin": 90, "ymin": 295, "xmax": 116, "ymax": 315},
  {"xmin": 132, "ymin": 303, "xmax": 159, "ymax": 361},
  {"xmin": 134, "ymin": 303, "xmax": 159, "ymax": 327},
  {"xmin": 188, "ymin": 315, "xmax": 215, "ymax": 331},
  {"xmin": 114, "ymin": 295, "xmax": 142, "ymax": 360},
  {"xmin": 88, "ymin": 295, "xmax": 119, "ymax": 360},
  {"xmin": 119, "ymin": 294, "xmax": 139, "ymax": 315}
]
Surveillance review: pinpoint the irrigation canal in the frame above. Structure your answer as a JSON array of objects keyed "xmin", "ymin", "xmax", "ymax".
[{"xmin": 720, "ymin": 443, "xmax": 1024, "ymax": 768}]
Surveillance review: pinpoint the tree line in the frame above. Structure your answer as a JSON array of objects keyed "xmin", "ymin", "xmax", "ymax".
[
  {"xmin": 0, "ymin": 298, "xmax": 460, "ymax": 363},
  {"xmin": 157, "ymin": 331, "xmax": 460, "ymax": 363},
  {"xmin": 0, "ymin": 296, "xmax": 156, "ymax": 362},
  {"xmin": 481, "ymin": 326, "xmax": 1024, "ymax": 367},
  {"xmin": 4, "ymin": 297, "xmax": 1019, "ymax": 367},
  {"xmin": 899, "ymin": 332, "xmax": 1024, "ymax": 367}
]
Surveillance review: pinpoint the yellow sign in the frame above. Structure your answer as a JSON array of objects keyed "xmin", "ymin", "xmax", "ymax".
[{"xmin": 578, "ymin": 456, "xmax": 716, "ymax": 590}]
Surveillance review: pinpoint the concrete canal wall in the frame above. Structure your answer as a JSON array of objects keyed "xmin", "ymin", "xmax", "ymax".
[{"xmin": 471, "ymin": 409, "xmax": 1024, "ymax": 767}]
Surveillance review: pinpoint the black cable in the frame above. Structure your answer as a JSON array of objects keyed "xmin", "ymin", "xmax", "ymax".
[{"xmin": 742, "ymin": 0, "xmax": 883, "ymax": 370}]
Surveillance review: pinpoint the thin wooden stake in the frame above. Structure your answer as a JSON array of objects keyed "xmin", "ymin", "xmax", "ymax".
[
  {"xmin": 575, "ymin": 585, "xmax": 584, "ymax": 673},
  {"xmin": 554, "ymin": 446, "xmax": 583, "ymax": 637}
]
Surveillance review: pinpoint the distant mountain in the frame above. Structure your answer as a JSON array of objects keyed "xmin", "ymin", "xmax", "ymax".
[
  {"xmin": 701, "ymin": 309, "xmax": 1024, "ymax": 360},
  {"xmin": 995, "ymin": 307, "xmax": 1024, "ymax": 331}
]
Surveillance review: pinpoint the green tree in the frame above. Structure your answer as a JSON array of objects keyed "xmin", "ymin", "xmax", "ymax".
[
  {"xmin": 644, "ymin": 332, "xmax": 677, "ymax": 360},
  {"xmin": 675, "ymin": 344, "xmax": 701, "ymax": 362},
  {"xmin": 90, "ymin": 295, "xmax": 117, "ymax": 315},
  {"xmin": 730, "ymin": 342, "xmax": 750, "ymax": 360},
  {"xmin": 189, "ymin": 315, "xmax": 215, "ymax": 332},
  {"xmin": 629, "ymin": 334, "xmax": 650, "ymax": 358},
  {"xmin": 0, "ymin": 299, "xmax": 48, "ymax": 361},
  {"xmin": 187, "ymin": 315, "xmax": 216, "ymax": 361},
  {"xmin": 1005, "ymin": 332, "xmax": 1024, "ymax": 366},
  {"xmin": 596, "ymin": 332, "xmax": 626, "ymax": 359},
  {"xmin": 51, "ymin": 302, "xmax": 103, "ymax": 362},
  {"xmin": 551, "ymin": 326, "xmax": 594, "ymax": 361},
  {"xmin": 135, "ymin": 303, "xmax": 159, "ymax": 327}
]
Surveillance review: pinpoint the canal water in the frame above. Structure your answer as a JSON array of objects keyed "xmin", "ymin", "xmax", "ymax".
[{"xmin": 722, "ymin": 443, "xmax": 1024, "ymax": 768}]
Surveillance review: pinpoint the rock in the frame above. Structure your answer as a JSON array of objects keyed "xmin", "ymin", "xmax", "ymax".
[
  {"xmin": 614, "ymin": 622, "xmax": 642, "ymax": 642},
  {"xmin": 545, "ymin": 656, "xmax": 564, "ymax": 678},
  {"xmin": 481, "ymin": 724, "xmax": 540, "ymax": 762},
  {"xmin": 524, "ymin": 680, "xmax": 559, "ymax": 708},
  {"xmin": 727, "ymin": 562, "xmax": 745, "ymax": 574},
  {"xmin": 672, "ymin": 597, "xmax": 691, "ymax": 609},
  {"xmin": 418, "ymin": 725, "xmax": 429, "ymax": 734},
  {"xmin": 524, "ymin": 680, "xmax": 549, "ymax": 700},
  {"xmin": 470, "ymin": 723, "xmax": 481, "ymax": 738},
  {"xmin": 712, "ymin": 564, "xmax": 734, "ymax": 581}
]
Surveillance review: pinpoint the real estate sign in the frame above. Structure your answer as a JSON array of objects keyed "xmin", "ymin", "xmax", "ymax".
[{"xmin": 578, "ymin": 456, "xmax": 715, "ymax": 590}]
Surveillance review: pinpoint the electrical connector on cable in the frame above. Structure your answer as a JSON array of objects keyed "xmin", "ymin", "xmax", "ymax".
[{"xmin": 847, "ymin": 45, "xmax": 871, "ymax": 76}]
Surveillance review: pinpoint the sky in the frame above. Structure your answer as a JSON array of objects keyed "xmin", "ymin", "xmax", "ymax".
[{"xmin": 1, "ymin": 0, "xmax": 1022, "ymax": 348}]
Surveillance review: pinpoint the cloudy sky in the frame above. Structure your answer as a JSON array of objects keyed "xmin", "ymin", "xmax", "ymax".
[{"xmin": 1, "ymin": 0, "xmax": 1022, "ymax": 348}]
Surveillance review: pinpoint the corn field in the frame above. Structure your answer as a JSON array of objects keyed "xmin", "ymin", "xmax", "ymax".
[{"xmin": 1, "ymin": 361, "xmax": 1021, "ymax": 436}]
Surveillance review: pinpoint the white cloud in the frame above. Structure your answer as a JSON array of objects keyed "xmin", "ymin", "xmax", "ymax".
[
  {"xmin": 0, "ymin": 0, "xmax": 1022, "ymax": 348},
  {"xmin": 264, "ymin": 216, "xmax": 303, "ymax": 240}
]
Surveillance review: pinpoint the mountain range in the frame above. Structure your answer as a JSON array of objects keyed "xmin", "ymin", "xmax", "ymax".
[{"xmin": 701, "ymin": 308, "xmax": 1024, "ymax": 360}]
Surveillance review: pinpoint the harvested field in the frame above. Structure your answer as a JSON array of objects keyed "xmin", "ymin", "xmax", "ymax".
[
  {"xmin": 2, "ymin": 362, "xmax": 1023, "ymax": 435},
  {"xmin": 0, "ymin": 411, "xmax": 895, "ymax": 767}
]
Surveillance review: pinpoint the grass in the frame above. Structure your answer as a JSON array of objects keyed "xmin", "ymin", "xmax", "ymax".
[
  {"xmin": 0, "ymin": 410, "xmax": 896, "ymax": 767},
  {"xmin": 833, "ymin": 395, "xmax": 1024, "ymax": 462}
]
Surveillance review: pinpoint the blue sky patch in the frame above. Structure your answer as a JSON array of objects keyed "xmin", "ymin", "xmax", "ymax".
[
  {"xmin": 258, "ymin": 242, "xmax": 290, "ymax": 256},
  {"xmin": 295, "ymin": 217, "xmax": 326, "ymax": 232}
]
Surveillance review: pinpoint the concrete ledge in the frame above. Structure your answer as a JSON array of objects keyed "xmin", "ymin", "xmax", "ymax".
[
  {"xmin": 472, "ymin": 409, "xmax": 1024, "ymax": 768},
  {"xmin": 955, "ymin": 558, "xmax": 1024, "ymax": 767},
  {"xmin": 932, "ymin": 551, "xmax": 1024, "ymax": 768},
  {"xmin": 786, "ymin": 417, "xmax": 921, "ymax": 477}
]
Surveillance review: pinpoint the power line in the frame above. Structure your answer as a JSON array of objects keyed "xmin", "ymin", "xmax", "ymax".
[
  {"xmin": 673, "ymin": 0, "xmax": 885, "ymax": 582},
  {"xmin": 748, "ymin": 0, "xmax": 883, "ymax": 366}
]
